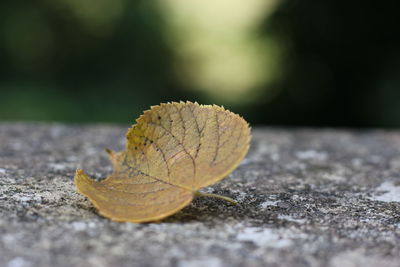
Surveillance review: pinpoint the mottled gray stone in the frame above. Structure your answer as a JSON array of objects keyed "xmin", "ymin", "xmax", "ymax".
[{"xmin": 0, "ymin": 123, "xmax": 399, "ymax": 267}]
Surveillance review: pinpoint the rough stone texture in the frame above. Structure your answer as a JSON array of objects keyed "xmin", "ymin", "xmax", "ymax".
[{"xmin": 0, "ymin": 123, "xmax": 399, "ymax": 267}]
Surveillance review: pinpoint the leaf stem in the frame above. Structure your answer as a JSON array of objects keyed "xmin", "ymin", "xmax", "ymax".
[{"xmin": 194, "ymin": 191, "xmax": 238, "ymax": 205}]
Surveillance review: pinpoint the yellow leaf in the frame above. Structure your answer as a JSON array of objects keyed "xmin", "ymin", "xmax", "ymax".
[{"xmin": 75, "ymin": 101, "xmax": 251, "ymax": 222}]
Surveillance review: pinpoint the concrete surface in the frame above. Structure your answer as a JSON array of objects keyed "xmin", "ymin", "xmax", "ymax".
[{"xmin": 0, "ymin": 123, "xmax": 399, "ymax": 267}]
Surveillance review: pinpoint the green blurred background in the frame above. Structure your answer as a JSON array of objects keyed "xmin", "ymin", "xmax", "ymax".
[{"xmin": 1, "ymin": 0, "xmax": 399, "ymax": 127}]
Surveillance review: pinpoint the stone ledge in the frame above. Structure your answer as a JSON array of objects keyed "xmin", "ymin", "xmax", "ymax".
[{"xmin": 0, "ymin": 123, "xmax": 399, "ymax": 267}]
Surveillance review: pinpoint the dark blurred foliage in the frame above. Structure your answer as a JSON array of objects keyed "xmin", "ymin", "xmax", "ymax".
[
  {"xmin": 253, "ymin": 0, "xmax": 400, "ymax": 127},
  {"xmin": 0, "ymin": 0, "xmax": 399, "ymax": 127},
  {"xmin": 0, "ymin": 1, "xmax": 194, "ymax": 122}
]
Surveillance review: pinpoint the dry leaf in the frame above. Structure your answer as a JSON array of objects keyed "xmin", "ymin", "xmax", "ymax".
[{"xmin": 75, "ymin": 101, "xmax": 251, "ymax": 222}]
